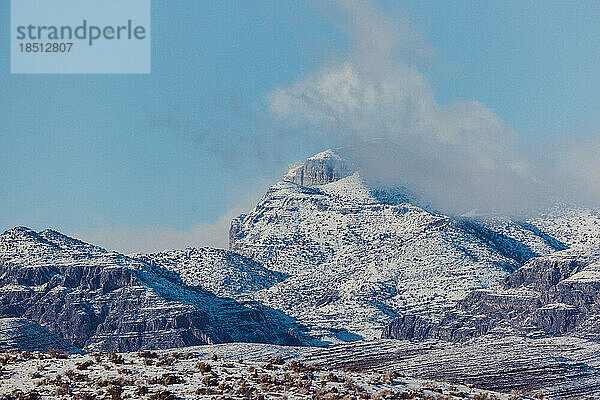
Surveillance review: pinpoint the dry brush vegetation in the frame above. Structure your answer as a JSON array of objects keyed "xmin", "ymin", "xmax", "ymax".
[{"xmin": 0, "ymin": 349, "xmax": 539, "ymax": 400}]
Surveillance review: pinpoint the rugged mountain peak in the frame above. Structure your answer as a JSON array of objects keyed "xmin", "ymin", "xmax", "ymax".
[
  {"xmin": 0, "ymin": 226, "xmax": 59, "ymax": 254},
  {"xmin": 3, "ymin": 226, "xmax": 35, "ymax": 235},
  {"xmin": 228, "ymin": 150, "xmax": 570, "ymax": 340},
  {"xmin": 38, "ymin": 228, "xmax": 107, "ymax": 254},
  {"xmin": 2, "ymin": 226, "xmax": 44, "ymax": 241},
  {"xmin": 283, "ymin": 149, "xmax": 355, "ymax": 187}
]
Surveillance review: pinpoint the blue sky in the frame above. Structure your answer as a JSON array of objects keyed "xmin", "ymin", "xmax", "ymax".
[{"xmin": 1, "ymin": 1, "xmax": 599, "ymax": 251}]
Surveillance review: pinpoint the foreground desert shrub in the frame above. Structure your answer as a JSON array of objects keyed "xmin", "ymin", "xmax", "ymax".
[
  {"xmin": 371, "ymin": 389, "xmax": 394, "ymax": 400},
  {"xmin": 134, "ymin": 384, "xmax": 148, "ymax": 396},
  {"xmin": 64, "ymin": 369, "xmax": 87, "ymax": 382},
  {"xmin": 46, "ymin": 349, "xmax": 68, "ymax": 359},
  {"xmin": 148, "ymin": 389, "xmax": 176, "ymax": 400},
  {"xmin": 201, "ymin": 375, "xmax": 218, "ymax": 386},
  {"xmin": 76, "ymin": 360, "xmax": 94, "ymax": 371},
  {"xmin": 344, "ymin": 365, "xmax": 364, "ymax": 373},
  {"xmin": 0, "ymin": 354, "xmax": 14, "ymax": 366},
  {"xmin": 72, "ymin": 391, "xmax": 95, "ymax": 400},
  {"xmin": 107, "ymin": 352, "xmax": 124, "ymax": 365},
  {"xmin": 265, "ymin": 357, "xmax": 285, "ymax": 365},
  {"xmin": 473, "ymin": 392, "xmax": 502, "ymax": 400},
  {"xmin": 383, "ymin": 370, "xmax": 399, "ymax": 384},
  {"xmin": 287, "ymin": 360, "xmax": 317, "ymax": 373},
  {"xmin": 105, "ymin": 385, "xmax": 123, "ymax": 400},
  {"xmin": 325, "ymin": 372, "xmax": 342, "ymax": 382},
  {"xmin": 155, "ymin": 355, "xmax": 174, "ymax": 367},
  {"xmin": 0, "ymin": 389, "xmax": 41, "ymax": 400},
  {"xmin": 51, "ymin": 382, "xmax": 72, "ymax": 397},
  {"xmin": 137, "ymin": 350, "xmax": 158, "ymax": 359},
  {"xmin": 94, "ymin": 376, "xmax": 133, "ymax": 388},
  {"xmin": 195, "ymin": 387, "xmax": 218, "ymax": 396},
  {"xmin": 27, "ymin": 371, "xmax": 42, "ymax": 380},
  {"xmin": 195, "ymin": 361, "xmax": 212, "ymax": 373},
  {"xmin": 148, "ymin": 373, "xmax": 184, "ymax": 386}
]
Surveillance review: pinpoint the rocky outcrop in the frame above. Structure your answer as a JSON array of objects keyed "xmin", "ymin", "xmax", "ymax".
[
  {"xmin": 381, "ymin": 315, "xmax": 434, "ymax": 340},
  {"xmin": 532, "ymin": 303, "xmax": 580, "ymax": 334},
  {"xmin": 0, "ymin": 227, "xmax": 315, "ymax": 352},
  {"xmin": 383, "ymin": 309, "xmax": 498, "ymax": 342},
  {"xmin": 383, "ymin": 246, "xmax": 600, "ymax": 341},
  {"xmin": 284, "ymin": 149, "xmax": 355, "ymax": 187},
  {"xmin": 505, "ymin": 249, "xmax": 595, "ymax": 291},
  {"xmin": 456, "ymin": 289, "xmax": 541, "ymax": 315}
]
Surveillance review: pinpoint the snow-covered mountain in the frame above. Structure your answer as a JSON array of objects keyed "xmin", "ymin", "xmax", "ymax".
[
  {"xmin": 0, "ymin": 227, "xmax": 314, "ymax": 352},
  {"xmin": 1, "ymin": 148, "xmax": 599, "ymax": 352},
  {"xmin": 3, "ymin": 148, "xmax": 600, "ymax": 400},
  {"xmin": 528, "ymin": 205, "xmax": 600, "ymax": 248},
  {"xmin": 228, "ymin": 149, "xmax": 573, "ymax": 339}
]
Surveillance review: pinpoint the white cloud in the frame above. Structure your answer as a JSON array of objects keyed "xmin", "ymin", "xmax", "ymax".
[
  {"xmin": 75, "ymin": 0, "xmax": 600, "ymax": 253},
  {"xmin": 556, "ymin": 138, "xmax": 600, "ymax": 206},
  {"xmin": 267, "ymin": 1, "xmax": 556, "ymax": 215}
]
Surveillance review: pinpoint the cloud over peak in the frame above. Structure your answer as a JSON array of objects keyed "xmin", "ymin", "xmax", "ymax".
[{"xmin": 268, "ymin": 26, "xmax": 544, "ymax": 215}]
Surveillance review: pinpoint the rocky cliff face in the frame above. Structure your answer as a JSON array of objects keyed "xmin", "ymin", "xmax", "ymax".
[
  {"xmin": 283, "ymin": 149, "xmax": 355, "ymax": 187},
  {"xmin": 0, "ymin": 227, "xmax": 314, "ymax": 352},
  {"xmin": 382, "ymin": 245, "xmax": 600, "ymax": 341},
  {"xmin": 505, "ymin": 247, "xmax": 595, "ymax": 291}
]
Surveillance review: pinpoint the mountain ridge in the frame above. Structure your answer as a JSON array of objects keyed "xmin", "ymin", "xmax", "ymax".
[
  {"xmin": 0, "ymin": 226, "xmax": 316, "ymax": 352},
  {"xmin": 1, "ymin": 149, "xmax": 599, "ymax": 352}
]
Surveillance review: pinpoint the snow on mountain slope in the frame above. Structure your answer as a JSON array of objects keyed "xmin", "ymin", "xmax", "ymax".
[
  {"xmin": 0, "ymin": 227, "xmax": 315, "ymax": 352},
  {"xmin": 528, "ymin": 205, "xmax": 600, "ymax": 247},
  {"xmin": 383, "ymin": 243, "xmax": 600, "ymax": 343},
  {"xmin": 228, "ymin": 150, "xmax": 564, "ymax": 339},
  {"xmin": 134, "ymin": 248, "xmax": 286, "ymax": 299}
]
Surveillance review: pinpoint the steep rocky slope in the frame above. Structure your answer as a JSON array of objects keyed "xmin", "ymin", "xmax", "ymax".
[
  {"xmin": 0, "ymin": 227, "xmax": 314, "ymax": 352},
  {"xmin": 228, "ymin": 149, "xmax": 565, "ymax": 339},
  {"xmin": 0, "ymin": 318, "xmax": 81, "ymax": 353},
  {"xmin": 383, "ymin": 244, "xmax": 600, "ymax": 342}
]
